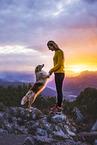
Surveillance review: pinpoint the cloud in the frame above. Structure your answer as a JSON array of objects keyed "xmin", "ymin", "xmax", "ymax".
[
  {"xmin": 0, "ymin": 44, "xmax": 53, "ymax": 72},
  {"xmin": 0, "ymin": 0, "xmax": 97, "ymax": 73},
  {"xmin": 0, "ymin": 0, "xmax": 97, "ymax": 46},
  {"xmin": 83, "ymin": 0, "xmax": 97, "ymax": 3}
]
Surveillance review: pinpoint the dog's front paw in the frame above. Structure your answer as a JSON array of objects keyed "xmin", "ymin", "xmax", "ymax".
[{"xmin": 46, "ymin": 75, "xmax": 50, "ymax": 78}]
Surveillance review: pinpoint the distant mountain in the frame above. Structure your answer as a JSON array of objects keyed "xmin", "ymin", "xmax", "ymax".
[
  {"xmin": 1, "ymin": 70, "xmax": 97, "ymax": 97},
  {"xmin": 63, "ymin": 71, "xmax": 97, "ymax": 95},
  {"xmin": 0, "ymin": 79, "xmax": 56, "ymax": 98},
  {"xmin": 0, "ymin": 79, "xmax": 28, "ymax": 88},
  {"xmin": 48, "ymin": 71, "xmax": 97, "ymax": 95},
  {"xmin": 0, "ymin": 70, "xmax": 56, "ymax": 97},
  {"xmin": 0, "ymin": 71, "xmax": 35, "ymax": 82},
  {"xmin": 41, "ymin": 87, "xmax": 56, "ymax": 97}
]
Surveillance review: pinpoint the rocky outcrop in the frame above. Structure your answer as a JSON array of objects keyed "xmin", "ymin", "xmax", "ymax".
[
  {"xmin": 91, "ymin": 120, "xmax": 97, "ymax": 132},
  {"xmin": 0, "ymin": 102, "xmax": 89, "ymax": 145},
  {"xmin": 72, "ymin": 107, "xmax": 85, "ymax": 122}
]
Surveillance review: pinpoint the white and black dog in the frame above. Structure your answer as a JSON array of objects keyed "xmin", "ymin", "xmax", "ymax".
[{"xmin": 21, "ymin": 64, "xmax": 50, "ymax": 112}]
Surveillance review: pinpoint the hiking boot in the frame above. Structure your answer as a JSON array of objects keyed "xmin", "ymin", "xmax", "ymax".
[
  {"xmin": 57, "ymin": 106, "xmax": 63, "ymax": 112},
  {"xmin": 57, "ymin": 106, "xmax": 63, "ymax": 111},
  {"xmin": 51, "ymin": 106, "xmax": 63, "ymax": 113},
  {"xmin": 51, "ymin": 104, "xmax": 57, "ymax": 111}
]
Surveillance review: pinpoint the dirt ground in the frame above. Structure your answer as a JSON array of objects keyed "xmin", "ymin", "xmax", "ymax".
[{"xmin": 0, "ymin": 134, "xmax": 27, "ymax": 145}]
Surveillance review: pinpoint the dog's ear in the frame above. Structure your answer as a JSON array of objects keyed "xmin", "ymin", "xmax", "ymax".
[
  {"xmin": 35, "ymin": 66, "xmax": 39, "ymax": 72},
  {"xmin": 35, "ymin": 67, "xmax": 38, "ymax": 72}
]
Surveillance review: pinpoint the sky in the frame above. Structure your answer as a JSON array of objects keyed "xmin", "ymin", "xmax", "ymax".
[{"xmin": 0, "ymin": 0, "xmax": 97, "ymax": 77}]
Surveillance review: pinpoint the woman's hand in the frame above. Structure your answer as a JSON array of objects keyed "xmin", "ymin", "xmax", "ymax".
[{"xmin": 49, "ymin": 71, "xmax": 53, "ymax": 76}]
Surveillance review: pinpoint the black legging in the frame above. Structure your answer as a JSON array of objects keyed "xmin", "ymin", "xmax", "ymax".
[{"xmin": 55, "ymin": 73, "xmax": 65, "ymax": 107}]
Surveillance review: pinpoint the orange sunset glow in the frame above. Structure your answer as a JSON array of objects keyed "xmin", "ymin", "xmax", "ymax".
[
  {"xmin": 0, "ymin": 0, "xmax": 97, "ymax": 79},
  {"xmin": 59, "ymin": 27, "xmax": 97, "ymax": 77},
  {"xmin": 65, "ymin": 64, "xmax": 97, "ymax": 77}
]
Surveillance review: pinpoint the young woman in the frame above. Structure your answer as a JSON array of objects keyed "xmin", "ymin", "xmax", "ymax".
[{"xmin": 47, "ymin": 40, "xmax": 65, "ymax": 112}]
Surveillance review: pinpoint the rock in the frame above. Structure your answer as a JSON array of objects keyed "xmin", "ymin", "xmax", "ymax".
[
  {"xmin": 0, "ymin": 103, "xmax": 89, "ymax": 145},
  {"xmin": 31, "ymin": 121, "xmax": 40, "ymax": 128},
  {"xmin": 17, "ymin": 126, "xmax": 28, "ymax": 134},
  {"xmin": 72, "ymin": 107, "xmax": 84, "ymax": 121},
  {"xmin": 0, "ymin": 112, "xmax": 4, "ymax": 120},
  {"xmin": 52, "ymin": 130, "xmax": 68, "ymax": 139},
  {"xmin": 94, "ymin": 139, "xmax": 97, "ymax": 145},
  {"xmin": 12, "ymin": 116, "xmax": 17, "ymax": 122},
  {"xmin": 20, "ymin": 109, "xmax": 25, "ymax": 116},
  {"xmin": 5, "ymin": 122, "xmax": 13, "ymax": 133},
  {"xmin": 43, "ymin": 122, "xmax": 53, "ymax": 131},
  {"xmin": 36, "ymin": 128, "xmax": 48, "ymax": 137},
  {"xmin": 91, "ymin": 120, "xmax": 97, "ymax": 131},
  {"xmin": 65, "ymin": 139, "xmax": 82, "ymax": 145},
  {"xmin": 39, "ymin": 117, "xmax": 53, "ymax": 131},
  {"xmin": 31, "ymin": 107, "xmax": 43, "ymax": 120},
  {"xmin": 23, "ymin": 136, "xmax": 35, "ymax": 145},
  {"xmin": 64, "ymin": 125, "xmax": 76, "ymax": 136},
  {"xmin": 0, "ymin": 128, "xmax": 8, "ymax": 134},
  {"xmin": 12, "ymin": 122, "xmax": 19, "ymax": 130},
  {"xmin": 10, "ymin": 107, "xmax": 20, "ymax": 117},
  {"xmin": 33, "ymin": 135, "xmax": 53, "ymax": 144},
  {"xmin": 51, "ymin": 113, "xmax": 67, "ymax": 123},
  {"xmin": 0, "ymin": 102, "xmax": 7, "ymax": 111}
]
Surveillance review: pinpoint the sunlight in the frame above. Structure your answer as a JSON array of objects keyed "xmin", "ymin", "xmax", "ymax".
[
  {"xmin": 69, "ymin": 65, "xmax": 86, "ymax": 73},
  {"xmin": 66, "ymin": 64, "xmax": 97, "ymax": 74}
]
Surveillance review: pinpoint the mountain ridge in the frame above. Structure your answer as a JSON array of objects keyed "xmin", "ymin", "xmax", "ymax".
[
  {"xmin": 0, "ymin": 70, "xmax": 97, "ymax": 96},
  {"xmin": 47, "ymin": 70, "xmax": 97, "ymax": 95},
  {"xmin": 63, "ymin": 71, "xmax": 97, "ymax": 95},
  {"xmin": 0, "ymin": 79, "xmax": 56, "ymax": 98}
]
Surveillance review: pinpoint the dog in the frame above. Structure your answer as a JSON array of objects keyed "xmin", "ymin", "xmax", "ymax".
[{"xmin": 21, "ymin": 64, "xmax": 50, "ymax": 112}]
